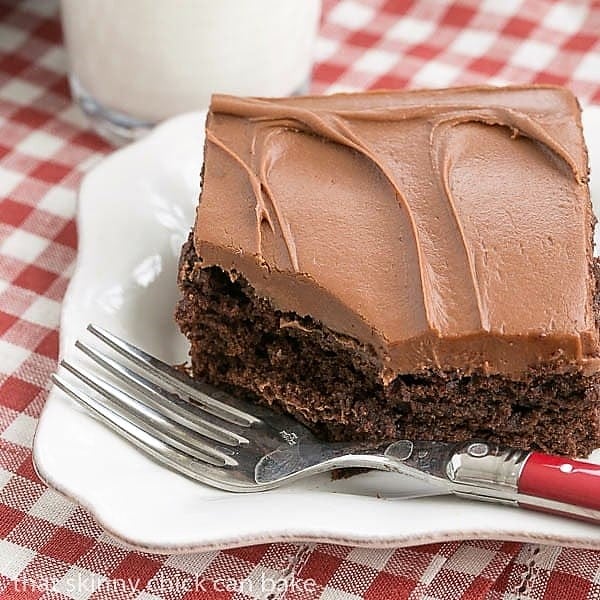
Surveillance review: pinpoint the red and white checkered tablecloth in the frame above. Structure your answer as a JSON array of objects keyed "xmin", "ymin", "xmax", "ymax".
[{"xmin": 1, "ymin": 0, "xmax": 599, "ymax": 598}]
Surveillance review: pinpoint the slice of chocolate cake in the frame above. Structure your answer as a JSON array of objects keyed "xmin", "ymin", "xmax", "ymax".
[{"xmin": 176, "ymin": 85, "xmax": 600, "ymax": 457}]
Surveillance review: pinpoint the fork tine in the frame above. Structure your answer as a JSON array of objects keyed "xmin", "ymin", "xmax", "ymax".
[
  {"xmin": 74, "ymin": 340, "xmax": 249, "ymax": 447},
  {"xmin": 87, "ymin": 324, "xmax": 260, "ymax": 427},
  {"xmin": 50, "ymin": 373, "xmax": 265, "ymax": 491},
  {"xmin": 59, "ymin": 360, "xmax": 238, "ymax": 467}
]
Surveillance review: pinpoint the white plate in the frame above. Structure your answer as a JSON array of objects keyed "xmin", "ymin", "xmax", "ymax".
[{"xmin": 33, "ymin": 107, "xmax": 600, "ymax": 553}]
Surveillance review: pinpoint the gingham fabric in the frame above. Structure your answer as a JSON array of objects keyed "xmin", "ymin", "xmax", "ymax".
[{"xmin": 0, "ymin": 0, "xmax": 599, "ymax": 598}]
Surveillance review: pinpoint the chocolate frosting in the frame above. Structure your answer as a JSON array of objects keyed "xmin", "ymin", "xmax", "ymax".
[{"xmin": 194, "ymin": 86, "xmax": 599, "ymax": 380}]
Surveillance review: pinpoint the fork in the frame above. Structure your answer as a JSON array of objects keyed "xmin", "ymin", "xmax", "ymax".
[{"xmin": 51, "ymin": 324, "xmax": 600, "ymax": 523}]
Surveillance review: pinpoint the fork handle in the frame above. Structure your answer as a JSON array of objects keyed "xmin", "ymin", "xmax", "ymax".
[
  {"xmin": 517, "ymin": 452, "xmax": 600, "ymax": 522},
  {"xmin": 447, "ymin": 442, "xmax": 600, "ymax": 523}
]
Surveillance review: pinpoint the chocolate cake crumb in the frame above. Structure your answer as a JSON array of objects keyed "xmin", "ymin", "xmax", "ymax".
[{"xmin": 176, "ymin": 234, "xmax": 600, "ymax": 456}]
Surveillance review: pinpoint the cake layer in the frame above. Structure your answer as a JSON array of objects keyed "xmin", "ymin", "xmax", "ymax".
[
  {"xmin": 194, "ymin": 86, "xmax": 599, "ymax": 379},
  {"xmin": 176, "ymin": 237, "xmax": 600, "ymax": 456}
]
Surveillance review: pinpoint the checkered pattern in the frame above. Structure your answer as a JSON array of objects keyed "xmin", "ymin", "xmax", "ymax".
[
  {"xmin": 314, "ymin": 0, "xmax": 600, "ymax": 102},
  {"xmin": 0, "ymin": 0, "xmax": 599, "ymax": 598}
]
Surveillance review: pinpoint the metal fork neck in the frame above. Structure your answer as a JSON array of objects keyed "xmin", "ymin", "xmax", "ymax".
[{"xmin": 445, "ymin": 441, "xmax": 529, "ymax": 503}]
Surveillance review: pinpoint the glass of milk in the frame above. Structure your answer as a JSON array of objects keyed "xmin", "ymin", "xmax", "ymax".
[{"xmin": 60, "ymin": 0, "xmax": 322, "ymax": 145}]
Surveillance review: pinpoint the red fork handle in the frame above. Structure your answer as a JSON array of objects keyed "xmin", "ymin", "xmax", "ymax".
[{"xmin": 518, "ymin": 452, "xmax": 600, "ymax": 521}]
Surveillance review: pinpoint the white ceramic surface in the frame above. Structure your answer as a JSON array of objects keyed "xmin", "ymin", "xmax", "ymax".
[{"xmin": 33, "ymin": 107, "xmax": 600, "ymax": 553}]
